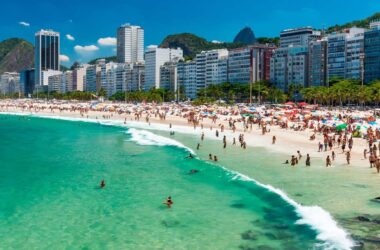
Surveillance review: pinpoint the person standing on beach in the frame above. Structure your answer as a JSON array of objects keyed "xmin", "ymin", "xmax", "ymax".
[
  {"xmin": 364, "ymin": 149, "xmax": 367, "ymax": 159},
  {"xmin": 197, "ymin": 143, "xmax": 200, "ymax": 150},
  {"xmin": 306, "ymin": 154, "xmax": 311, "ymax": 166},
  {"xmin": 272, "ymin": 136, "xmax": 276, "ymax": 144},
  {"xmin": 346, "ymin": 151, "xmax": 351, "ymax": 165},
  {"xmin": 332, "ymin": 151, "xmax": 336, "ymax": 161},
  {"xmin": 291, "ymin": 156, "xmax": 296, "ymax": 166},
  {"xmin": 201, "ymin": 132, "xmax": 204, "ymax": 141},
  {"xmin": 209, "ymin": 154, "xmax": 213, "ymax": 160},
  {"xmin": 297, "ymin": 151, "xmax": 302, "ymax": 160},
  {"xmin": 326, "ymin": 156, "xmax": 332, "ymax": 167}
]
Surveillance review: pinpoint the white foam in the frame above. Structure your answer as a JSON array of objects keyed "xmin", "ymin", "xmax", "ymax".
[
  {"xmin": 0, "ymin": 111, "xmax": 354, "ymax": 249},
  {"xmin": 125, "ymin": 128, "xmax": 195, "ymax": 154},
  {"xmin": 230, "ymin": 171, "xmax": 354, "ymax": 250}
]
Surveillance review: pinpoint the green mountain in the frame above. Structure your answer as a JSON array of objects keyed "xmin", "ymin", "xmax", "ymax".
[
  {"xmin": 159, "ymin": 33, "xmax": 244, "ymax": 58},
  {"xmin": 87, "ymin": 56, "xmax": 117, "ymax": 65},
  {"xmin": 326, "ymin": 12, "xmax": 380, "ymax": 33},
  {"xmin": 0, "ymin": 38, "xmax": 34, "ymax": 74},
  {"xmin": 234, "ymin": 27, "xmax": 256, "ymax": 44}
]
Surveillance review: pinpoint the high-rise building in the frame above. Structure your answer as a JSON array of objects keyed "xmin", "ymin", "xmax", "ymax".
[
  {"xmin": 0, "ymin": 72, "xmax": 20, "ymax": 95},
  {"xmin": 327, "ymin": 28, "xmax": 365, "ymax": 81},
  {"xmin": 160, "ymin": 62, "xmax": 178, "ymax": 92},
  {"xmin": 20, "ymin": 69, "xmax": 35, "ymax": 96},
  {"xmin": 117, "ymin": 24, "xmax": 144, "ymax": 64},
  {"xmin": 364, "ymin": 21, "xmax": 380, "ymax": 83},
  {"xmin": 270, "ymin": 46, "xmax": 308, "ymax": 91},
  {"xmin": 72, "ymin": 64, "xmax": 89, "ymax": 91},
  {"xmin": 144, "ymin": 46, "xmax": 183, "ymax": 90},
  {"xmin": 35, "ymin": 30, "xmax": 60, "ymax": 86},
  {"xmin": 177, "ymin": 60, "xmax": 197, "ymax": 99},
  {"xmin": 280, "ymin": 27, "xmax": 321, "ymax": 48},
  {"xmin": 308, "ymin": 39, "xmax": 328, "ymax": 86},
  {"xmin": 85, "ymin": 61, "xmax": 103, "ymax": 92},
  {"xmin": 228, "ymin": 45, "xmax": 275, "ymax": 84}
]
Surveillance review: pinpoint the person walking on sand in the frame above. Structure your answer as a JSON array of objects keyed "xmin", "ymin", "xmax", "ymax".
[
  {"xmin": 326, "ymin": 156, "xmax": 332, "ymax": 167},
  {"xmin": 332, "ymin": 151, "xmax": 336, "ymax": 161}
]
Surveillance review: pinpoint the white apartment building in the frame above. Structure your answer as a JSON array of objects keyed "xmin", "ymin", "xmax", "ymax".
[
  {"xmin": 117, "ymin": 24, "xmax": 144, "ymax": 64},
  {"xmin": 144, "ymin": 46, "xmax": 183, "ymax": 90},
  {"xmin": 0, "ymin": 72, "xmax": 20, "ymax": 95},
  {"xmin": 73, "ymin": 64, "xmax": 89, "ymax": 91},
  {"xmin": 177, "ymin": 60, "xmax": 197, "ymax": 99}
]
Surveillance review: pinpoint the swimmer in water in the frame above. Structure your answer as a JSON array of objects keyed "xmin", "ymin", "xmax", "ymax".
[
  {"xmin": 100, "ymin": 179, "xmax": 105, "ymax": 188},
  {"xmin": 214, "ymin": 155, "xmax": 218, "ymax": 162},
  {"xmin": 163, "ymin": 196, "xmax": 173, "ymax": 208},
  {"xmin": 283, "ymin": 160, "xmax": 289, "ymax": 164},
  {"xmin": 185, "ymin": 154, "xmax": 194, "ymax": 159},
  {"xmin": 188, "ymin": 169, "xmax": 199, "ymax": 174}
]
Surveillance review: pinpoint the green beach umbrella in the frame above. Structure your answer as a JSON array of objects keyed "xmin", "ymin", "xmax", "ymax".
[{"xmin": 336, "ymin": 124, "xmax": 347, "ymax": 131}]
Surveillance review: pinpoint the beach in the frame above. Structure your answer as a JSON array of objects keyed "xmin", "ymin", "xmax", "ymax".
[{"xmin": 1, "ymin": 99, "xmax": 380, "ymax": 249}]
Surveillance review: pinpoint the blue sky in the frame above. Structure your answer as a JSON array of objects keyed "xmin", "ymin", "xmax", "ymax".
[{"xmin": 2, "ymin": 0, "xmax": 378, "ymax": 66}]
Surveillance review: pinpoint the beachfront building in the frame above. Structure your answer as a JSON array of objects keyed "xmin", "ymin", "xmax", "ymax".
[
  {"xmin": 308, "ymin": 39, "xmax": 328, "ymax": 86},
  {"xmin": 177, "ymin": 60, "xmax": 197, "ymax": 99},
  {"xmin": 160, "ymin": 61, "xmax": 178, "ymax": 92},
  {"xmin": 270, "ymin": 46, "xmax": 308, "ymax": 91},
  {"xmin": 144, "ymin": 46, "xmax": 183, "ymax": 90},
  {"xmin": 0, "ymin": 72, "xmax": 20, "ymax": 96},
  {"xmin": 195, "ymin": 49, "xmax": 228, "ymax": 90},
  {"xmin": 117, "ymin": 24, "xmax": 144, "ymax": 64},
  {"xmin": 345, "ymin": 28, "xmax": 365, "ymax": 80},
  {"xmin": 72, "ymin": 64, "xmax": 89, "ymax": 92},
  {"xmin": 35, "ymin": 30, "xmax": 60, "ymax": 86},
  {"xmin": 19, "ymin": 69, "xmax": 35, "ymax": 96},
  {"xmin": 48, "ymin": 71, "xmax": 73, "ymax": 93},
  {"xmin": 41, "ymin": 70, "xmax": 61, "ymax": 89},
  {"xmin": 280, "ymin": 27, "xmax": 321, "ymax": 48},
  {"xmin": 126, "ymin": 63, "xmax": 145, "ymax": 91},
  {"xmin": 85, "ymin": 61, "xmax": 103, "ymax": 93},
  {"xmin": 228, "ymin": 45, "xmax": 274, "ymax": 84},
  {"xmin": 364, "ymin": 21, "xmax": 380, "ymax": 83},
  {"xmin": 327, "ymin": 27, "xmax": 365, "ymax": 81}
]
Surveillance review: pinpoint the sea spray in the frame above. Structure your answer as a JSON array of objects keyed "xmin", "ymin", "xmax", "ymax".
[{"xmin": 125, "ymin": 128, "xmax": 195, "ymax": 154}]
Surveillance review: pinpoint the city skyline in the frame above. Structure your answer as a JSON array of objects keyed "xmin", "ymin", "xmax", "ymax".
[{"xmin": 1, "ymin": 0, "xmax": 379, "ymax": 66}]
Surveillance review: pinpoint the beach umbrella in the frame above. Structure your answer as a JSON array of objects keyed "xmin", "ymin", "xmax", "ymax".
[{"xmin": 336, "ymin": 124, "xmax": 348, "ymax": 131}]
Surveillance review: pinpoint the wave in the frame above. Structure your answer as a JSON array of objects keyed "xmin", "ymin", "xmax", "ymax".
[
  {"xmin": 230, "ymin": 171, "xmax": 354, "ymax": 250},
  {"xmin": 125, "ymin": 128, "xmax": 195, "ymax": 154},
  {"xmin": 0, "ymin": 111, "xmax": 354, "ymax": 249}
]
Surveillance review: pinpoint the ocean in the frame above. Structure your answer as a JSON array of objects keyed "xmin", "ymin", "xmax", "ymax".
[{"xmin": 0, "ymin": 114, "xmax": 363, "ymax": 249}]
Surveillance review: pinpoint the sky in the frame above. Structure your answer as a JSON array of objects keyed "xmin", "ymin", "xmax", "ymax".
[{"xmin": 2, "ymin": 0, "xmax": 378, "ymax": 66}]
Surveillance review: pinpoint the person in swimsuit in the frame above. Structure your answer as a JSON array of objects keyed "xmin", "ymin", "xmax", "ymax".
[
  {"xmin": 163, "ymin": 196, "xmax": 173, "ymax": 208},
  {"xmin": 100, "ymin": 179, "xmax": 106, "ymax": 188}
]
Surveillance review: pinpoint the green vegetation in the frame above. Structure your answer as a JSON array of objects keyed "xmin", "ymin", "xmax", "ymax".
[
  {"xmin": 87, "ymin": 56, "xmax": 118, "ymax": 65},
  {"xmin": 0, "ymin": 38, "xmax": 34, "ymax": 74},
  {"xmin": 194, "ymin": 82, "xmax": 287, "ymax": 104},
  {"xmin": 326, "ymin": 12, "xmax": 380, "ymax": 33},
  {"xmin": 109, "ymin": 88, "xmax": 178, "ymax": 103},
  {"xmin": 159, "ymin": 33, "xmax": 244, "ymax": 58},
  {"xmin": 301, "ymin": 79, "xmax": 380, "ymax": 106},
  {"xmin": 256, "ymin": 37, "xmax": 280, "ymax": 46}
]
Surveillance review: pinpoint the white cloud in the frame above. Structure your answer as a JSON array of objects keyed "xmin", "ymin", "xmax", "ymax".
[
  {"xmin": 74, "ymin": 45, "xmax": 99, "ymax": 53},
  {"xmin": 66, "ymin": 34, "xmax": 75, "ymax": 41},
  {"xmin": 59, "ymin": 54, "xmax": 70, "ymax": 62},
  {"xmin": 97, "ymin": 37, "xmax": 117, "ymax": 46},
  {"xmin": 19, "ymin": 21, "xmax": 30, "ymax": 27}
]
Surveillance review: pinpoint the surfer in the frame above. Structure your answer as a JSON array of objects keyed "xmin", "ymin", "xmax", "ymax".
[{"xmin": 163, "ymin": 196, "xmax": 173, "ymax": 208}]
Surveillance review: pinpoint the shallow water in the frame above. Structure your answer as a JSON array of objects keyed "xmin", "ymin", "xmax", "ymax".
[{"xmin": 0, "ymin": 115, "xmax": 363, "ymax": 249}]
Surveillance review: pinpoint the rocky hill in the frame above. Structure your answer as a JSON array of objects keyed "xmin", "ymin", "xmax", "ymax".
[
  {"xmin": 0, "ymin": 38, "xmax": 34, "ymax": 74},
  {"xmin": 233, "ymin": 27, "xmax": 256, "ymax": 44}
]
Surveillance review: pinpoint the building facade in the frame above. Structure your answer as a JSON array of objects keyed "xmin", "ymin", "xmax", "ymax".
[
  {"xmin": 0, "ymin": 72, "xmax": 20, "ymax": 95},
  {"xmin": 144, "ymin": 46, "xmax": 183, "ymax": 90},
  {"xmin": 20, "ymin": 69, "xmax": 35, "ymax": 96},
  {"xmin": 117, "ymin": 24, "xmax": 144, "ymax": 64},
  {"xmin": 177, "ymin": 60, "xmax": 197, "ymax": 99},
  {"xmin": 364, "ymin": 21, "xmax": 380, "ymax": 83},
  {"xmin": 308, "ymin": 39, "xmax": 328, "ymax": 86},
  {"xmin": 280, "ymin": 27, "xmax": 321, "ymax": 48},
  {"xmin": 35, "ymin": 30, "xmax": 60, "ymax": 86}
]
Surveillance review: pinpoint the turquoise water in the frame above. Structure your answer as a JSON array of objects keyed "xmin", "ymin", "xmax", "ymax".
[{"xmin": 0, "ymin": 115, "xmax": 348, "ymax": 249}]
